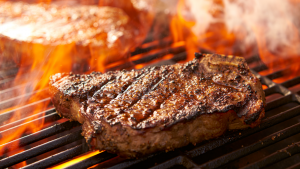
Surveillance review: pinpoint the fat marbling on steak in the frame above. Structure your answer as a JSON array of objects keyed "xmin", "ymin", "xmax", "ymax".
[{"xmin": 49, "ymin": 53, "xmax": 265, "ymax": 158}]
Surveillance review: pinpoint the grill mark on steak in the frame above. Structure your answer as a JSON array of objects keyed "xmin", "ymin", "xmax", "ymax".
[
  {"xmin": 124, "ymin": 72, "xmax": 177, "ymax": 127},
  {"xmin": 81, "ymin": 69, "xmax": 147, "ymax": 120},
  {"xmin": 50, "ymin": 71, "xmax": 118, "ymax": 101},
  {"xmin": 49, "ymin": 53, "xmax": 266, "ymax": 158},
  {"xmin": 100, "ymin": 66, "xmax": 173, "ymax": 125}
]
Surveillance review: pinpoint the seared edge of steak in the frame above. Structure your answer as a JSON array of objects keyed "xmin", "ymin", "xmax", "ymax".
[{"xmin": 49, "ymin": 53, "xmax": 266, "ymax": 158}]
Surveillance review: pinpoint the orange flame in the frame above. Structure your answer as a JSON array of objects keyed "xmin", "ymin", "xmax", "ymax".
[
  {"xmin": 170, "ymin": 0, "xmax": 198, "ymax": 61},
  {"xmin": 0, "ymin": 43, "xmax": 74, "ymax": 156},
  {"xmin": 50, "ymin": 150, "xmax": 103, "ymax": 169},
  {"xmin": 0, "ymin": 1, "xmax": 155, "ymax": 166},
  {"xmin": 170, "ymin": 0, "xmax": 300, "ymax": 83}
]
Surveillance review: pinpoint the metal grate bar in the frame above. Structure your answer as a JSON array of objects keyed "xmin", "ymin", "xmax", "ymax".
[
  {"xmin": 184, "ymin": 104, "xmax": 300, "ymax": 159},
  {"xmin": 242, "ymin": 141, "xmax": 300, "ymax": 169},
  {"xmin": 198, "ymin": 122, "xmax": 300, "ymax": 168},
  {"xmin": 0, "ymin": 97, "xmax": 51, "ymax": 125},
  {"xmin": 251, "ymin": 63, "xmax": 268, "ymax": 72},
  {"xmin": 265, "ymin": 94, "xmax": 292, "ymax": 111},
  {"xmin": 0, "ymin": 129, "xmax": 82, "ymax": 168},
  {"xmin": 286, "ymin": 161, "xmax": 300, "ymax": 169},
  {"xmin": 106, "ymin": 45, "xmax": 186, "ymax": 71},
  {"xmin": 64, "ymin": 151, "xmax": 117, "ymax": 169},
  {"xmin": 150, "ymin": 156, "xmax": 198, "ymax": 169},
  {"xmin": 131, "ymin": 37, "xmax": 173, "ymax": 56},
  {"xmin": 281, "ymin": 76, "xmax": 300, "ymax": 89},
  {"xmin": 0, "ymin": 89, "xmax": 48, "ymax": 110},
  {"xmin": 0, "ymin": 109, "xmax": 57, "ymax": 132},
  {"xmin": 0, "ymin": 114, "xmax": 80, "ymax": 154},
  {"xmin": 21, "ymin": 143, "xmax": 88, "ymax": 169}
]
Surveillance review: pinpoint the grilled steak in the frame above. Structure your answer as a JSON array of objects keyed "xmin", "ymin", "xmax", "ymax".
[
  {"xmin": 49, "ymin": 53, "xmax": 265, "ymax": 158},
  {"xmin": 0, "ymin": 1, "xmax": 151, "ymax": 69}
]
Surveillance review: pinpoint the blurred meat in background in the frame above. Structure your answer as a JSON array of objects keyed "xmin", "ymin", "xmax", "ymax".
[{"xmin": 0, "ymin": 0, "xmax": 156, "ymax": 73}]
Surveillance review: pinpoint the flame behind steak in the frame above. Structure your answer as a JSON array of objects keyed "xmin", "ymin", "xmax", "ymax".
[{"xmin": 49, "ymin": 53, "xmax": 265, "ymax": 158}]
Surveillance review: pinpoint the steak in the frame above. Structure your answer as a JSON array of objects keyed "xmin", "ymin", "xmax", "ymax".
[
  {"xmin": 0, "ymin": 1, "xmax": 151, "ymax": 69},
  {"xmin": 49, "ymin": 53, "xmax": 265, "ymax": 158}
]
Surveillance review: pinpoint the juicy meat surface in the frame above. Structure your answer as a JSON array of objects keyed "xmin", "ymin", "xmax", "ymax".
[
  {"xmin": 49, "ymin": 53, "xmax": 266, "ymax": 158},
  {"xmin": 0, "ymin": 1, "xmax": 151, "ymax": 68}
]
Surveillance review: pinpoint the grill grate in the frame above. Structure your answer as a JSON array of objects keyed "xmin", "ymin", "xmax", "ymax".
[{"xmin": 1, "ymin": 38, "xmax": 300, "ymax": 169}]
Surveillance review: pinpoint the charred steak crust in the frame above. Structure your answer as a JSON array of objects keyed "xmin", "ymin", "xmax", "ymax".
[{"xmin": 49, "ymin": 53, "xmax": 266, "ymax": 158}]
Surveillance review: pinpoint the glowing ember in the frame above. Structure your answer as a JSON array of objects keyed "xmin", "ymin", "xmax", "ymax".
[{"xmin": 50, "ymin": 150, "xmax": 103, "ymax": 169}]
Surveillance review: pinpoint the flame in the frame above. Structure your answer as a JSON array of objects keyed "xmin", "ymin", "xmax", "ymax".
[
  {"xmin": 0, "ymin": 44, "xmax": 74, "ymax": 155},
  {"xmin": 15, "ymin": 159, "xmax": 27, "ymax": 168},
  {"xmin": 169, "ymin": 0, "xmax": 300, "ymax": 83},
  {"xmin": 0, "ymin": 0, "xmax": 155, "ymax": 167},
  {"xmin": 262, "ymin": 85, "xmax": 268, "ymax": 90},
  {"xmin": 50, "ymin": 150, "xmax": 103, "ymax": 169},
  {"xmin": 170, "ymin": 0, "xmax": 198, "ymax": 61}
]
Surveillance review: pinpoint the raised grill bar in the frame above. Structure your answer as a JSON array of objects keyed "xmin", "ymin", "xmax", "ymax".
[
  {"xmin": 0, "ymin": 38, "xmax": 300, "ymax": 168},
  {"xmin": 22, "ymin": 143, "xmax": 88, "ymax": 169},
  {"xmin": 64, "ymin": 152, "xmax": 117, "ymax": 169}
]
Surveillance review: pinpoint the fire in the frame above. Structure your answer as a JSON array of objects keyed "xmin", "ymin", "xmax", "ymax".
[
  {"xmin": 1, "ymin": 0, "xmax": 300, "ymax": 167},
  {"xmin": 170, "ymin": 0, "xmax": 300, "ymax": 83},
  {"xmin": 0, "ymin": 43, "xmax": 74, "ymax": 162},
  {"xmin": 50, "ymin": 150, "xmax": 103, "ymax": 169},
  {"xmin": 170, "ymin": 0, "xmax": 198, "ymax": 61},
  {"xmin": 0, "ymin": 1, "xmax": 155, "ymax": 167}
]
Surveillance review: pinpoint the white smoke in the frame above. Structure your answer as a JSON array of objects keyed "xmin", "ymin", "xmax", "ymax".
[{"xmin": 185, "ymin": 0, "xmax": 300, "ymax": 59}]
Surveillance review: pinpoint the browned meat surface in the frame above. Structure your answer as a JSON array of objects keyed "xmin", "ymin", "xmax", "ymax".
[
  {"xmin": 49, "ymin": 53, "xmax": 266, "ymax": 158},
  {"xmin": 0, "ymin": 1, "xmax": 152, "ymax": 68}
]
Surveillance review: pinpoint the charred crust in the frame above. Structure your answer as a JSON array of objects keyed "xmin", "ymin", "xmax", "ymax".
[
  {"xmin": 194, "ymin": 52, "xmax": 203, "ymax": 59},
  {"xmin": 244, "ymin": 102, "xmax": 265, "ymax": 125}
]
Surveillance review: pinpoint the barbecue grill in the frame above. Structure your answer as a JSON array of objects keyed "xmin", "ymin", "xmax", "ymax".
[
  {"xmin": 1, "ymin": 34, "xmax": 300, "ymax": 169},
  {"xmin": 1, "ymin": 4, "xmax": 300, "ymax": 168}
]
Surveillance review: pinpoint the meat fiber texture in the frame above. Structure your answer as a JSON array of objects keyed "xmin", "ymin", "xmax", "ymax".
[
  {"xmin": 0, "ymin": 1, "xmax": 152, "ymax": 68},
  {"xmin": 49, "ymin": 53, "xmax": 265, "ymax": 158}
]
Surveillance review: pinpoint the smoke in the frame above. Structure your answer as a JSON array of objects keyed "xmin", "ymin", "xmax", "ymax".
[{"xmin": 185, "ymin": 0, "xmax": 300, "ymax": 59}]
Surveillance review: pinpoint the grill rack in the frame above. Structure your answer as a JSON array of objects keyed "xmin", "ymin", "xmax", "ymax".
[{"xmin": 1, "ymin": 39, "xmax": 300, "ymax": 169}]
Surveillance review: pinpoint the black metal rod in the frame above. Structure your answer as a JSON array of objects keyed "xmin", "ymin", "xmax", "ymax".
[
  {"xmin": 0, "ymin": 128, "xmax": 82, "ymax": 168},
  {"xmin": 198, "ymin": 122, "xmax": 300, "ymax": 168},
  {"xmin": 132, "ymin": 46, "xmax": 185, "ymax": 65},
  {"xmin": 21, "ymin": 143, "xmax": 88, "ymax": 169},
  {"xmin": 266, "ymin": 69, "xmax": 286, "ymax": 80},
  {"xmin": 185, "ymin": 105, "xmax": 300, "ymax": 158},
  {"xmin": 151, "ymin": 156, "xmax": 198, "ymax": 169},
  {"xmin": 0, "ymin": 88, "xmax": 48, "ymax": 110},
  {"xmin": 265, "ymin": 94, "xmax": 292, "ymax": 111},
  {"xmin": 0, "ymin": 109, "xmax": 56, "ymax": 132},
  {"xmin": 281, "ymin": 76, "xmax": 300, "ymax": 89},
  {"xmin": 0, "ymin": 97, "xmax": 51, "ymax": 125},
  {"xmin": 64, "ymin": 151, "xmax": 117, "ymax": 169},
  {"xmin": 251, "ymin": 63, "xmax": 268, "ymax": 72},
  {"xmin": 0, "ymin": 118, "xmax": 80, "ymax": 152},
  {"xmin": 242, "ymin": 141, "xmax": 300, "ymax": 169},
  {"xmin": 286, "ymin": 162, "xmax": 300, "ymax": 169},
  {"xmin": 131, "ymin": 37, "xmax": 172, "ymax": 56},
  {"xmin": 0, "ymin": 67, "xmax": 19, "ymax": 79},
  {"xmin": 264, "ymin": 86, "xmax": 277, "ymax": 97}
]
